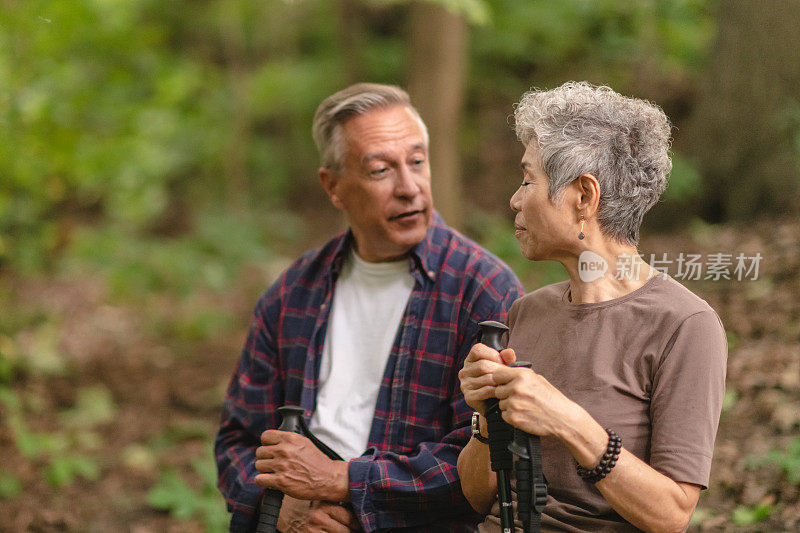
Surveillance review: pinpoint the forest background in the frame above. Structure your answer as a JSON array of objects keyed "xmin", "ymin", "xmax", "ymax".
[{"xmin": 1, "ymin": 0, "xmax": 799, "ymax": 530}]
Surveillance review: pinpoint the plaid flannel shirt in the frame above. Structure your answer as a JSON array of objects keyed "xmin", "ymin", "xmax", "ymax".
[{"xmin": 215, "ymin": 213, "xmax": 523, "ymax": 531}]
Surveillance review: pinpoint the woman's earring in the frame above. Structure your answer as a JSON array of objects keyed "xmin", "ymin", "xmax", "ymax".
[{"xmin": 578, "ymin": 213, "xmax": 585, "ymax": 240}]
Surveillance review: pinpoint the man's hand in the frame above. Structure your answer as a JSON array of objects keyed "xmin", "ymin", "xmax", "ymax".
[
  {"xmin": 458, "ymin": 343, "xmax": 516, "ymax": 415},
  {"xmin": 277, "ymin": 496, "xmax": 362, "ymax": 533},
  {"xmin": 254, "ymin": 431, "xmax": 350, "ymax": 502}
]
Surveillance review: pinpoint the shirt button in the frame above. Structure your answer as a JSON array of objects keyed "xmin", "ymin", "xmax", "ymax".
[{"xmin": 428, "ymin": 270, "xmax": 436, "ymax": 278}]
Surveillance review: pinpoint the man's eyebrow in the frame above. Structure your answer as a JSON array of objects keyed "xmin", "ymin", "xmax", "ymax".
[
  {"xmin": 362, "ymin": 144, "xmax": 428, "ymax": 164},
  {"xmin": 362, "ymin": 152, "xmax": 391, "ymax": 165}
]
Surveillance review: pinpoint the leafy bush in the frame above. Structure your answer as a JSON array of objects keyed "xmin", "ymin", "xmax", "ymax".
[
  {"xmin": 147, "ymin": 446, "xmax": 229, "ymax": 532},
  {"xmin": 731, "ymin": 501, "xmax": 774, "ymax": 526},
  {"xmin": 0, "ymin": 470, "xmax": 22, "ymax": 500},
  {"xmin": 747, "ymin": 438, "xmax": 800, "ymax": 484},
  {"xmin": 0, "ymin": 384, "xmax": 115, "ymax": 487}
]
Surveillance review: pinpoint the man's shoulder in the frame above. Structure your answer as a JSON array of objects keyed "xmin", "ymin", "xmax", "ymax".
[
  {"xmin": 258, "ymin": 232, "xmax": 346, "ymax": 303},
  {"xmin": 290, "ymin": 234, "xmax": 345, "ymax": 276}
]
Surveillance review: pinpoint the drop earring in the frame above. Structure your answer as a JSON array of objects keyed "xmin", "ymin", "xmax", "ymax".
[{"xmin": 578, "ymin": 213, "xmax": 585, "ymax": 240}]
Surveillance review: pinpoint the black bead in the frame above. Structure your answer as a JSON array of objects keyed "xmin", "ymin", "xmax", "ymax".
[{"xmin": 576, "ymin": 428, "xmax": 623, "ymax": 483}]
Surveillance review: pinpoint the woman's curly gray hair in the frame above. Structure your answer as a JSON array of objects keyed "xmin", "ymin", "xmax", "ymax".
[{"xmin": 514, "ymin": 81, "xmax": 672, "ymax": 245}]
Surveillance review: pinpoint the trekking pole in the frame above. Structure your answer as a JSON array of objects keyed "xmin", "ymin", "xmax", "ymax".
[
  {"xmin": 478, "ymin": 320, "xmax": 515, "ymax": 533},
  {"xmin": 256, "ymin": 406, "xmax": 305, "ymax": 533},
  {"xmin": 255, "ymin": 406, "xmax": 344, "ymax": 533},
  {"xmin": 507, "ymin": 361, "xmax": 547, "ymax": 533}
]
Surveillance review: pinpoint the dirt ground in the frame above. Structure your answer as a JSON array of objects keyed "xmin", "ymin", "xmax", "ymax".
[{"xmin": 1, "ymin": 218, "xmax": 798, "ymax": 532}]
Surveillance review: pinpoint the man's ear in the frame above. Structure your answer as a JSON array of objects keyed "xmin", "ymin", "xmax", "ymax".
[
  {"xmin": 319, "ymin": 167, "xmax": 345, "ymax": 210},
  {"xmin": 575, "ymin": 173, "xmax": 600, "ymax": 218}
]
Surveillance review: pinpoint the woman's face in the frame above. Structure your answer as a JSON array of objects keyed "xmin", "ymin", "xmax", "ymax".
[{"xmin": 510, "ymin": 142, "xmax": 575, "ymax": 261}]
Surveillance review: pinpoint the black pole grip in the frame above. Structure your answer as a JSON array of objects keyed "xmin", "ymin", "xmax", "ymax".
[
  {"xmin": 478, "ymin": 320, "xmax": 508, "ymax": 352},
  {"xmin": 478, "ymin": 320, "xmax": 513, "ymax": 473},
  {"xmin": 478, "ymin": 321, "xmax": 515, "ymax": 533},
  {"xmin": 255, "ymin": 406, "xmax": 306, "ymax": 533}
]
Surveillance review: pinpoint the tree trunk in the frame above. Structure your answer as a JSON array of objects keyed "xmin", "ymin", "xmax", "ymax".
[
  {"xmin": 220, "ymin": 0, "xmax": 252, "ymax": 210},
  {"xmin": 337, "ymin": 0, "xmax": 365, "ymax": 84},
  {"xmin": 685, "ymin": 0, "xmax": 800, "ymax": 221},
  {"xmin": 406, "ymin": 1, "xmax": 468, "ymax": 229}
]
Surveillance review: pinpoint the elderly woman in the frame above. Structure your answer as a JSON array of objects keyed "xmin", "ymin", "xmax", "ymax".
[{"xmin": 457, "ymin": 82, "xmax": 727, "ymax": 532}]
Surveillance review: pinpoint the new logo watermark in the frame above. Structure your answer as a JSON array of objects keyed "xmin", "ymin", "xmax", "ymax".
[
  {"xmin": 577, "ymin": 251, "xmax": 763, "ymax": 282},
  {"xmin": 578, "ymin": 251, "xmax": 608, "ymax": 282}
]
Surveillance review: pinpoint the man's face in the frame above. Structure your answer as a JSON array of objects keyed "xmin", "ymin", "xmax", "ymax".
[{"xmin": 320, "ymin": 105, "xmax": 433, "ymax": 262}]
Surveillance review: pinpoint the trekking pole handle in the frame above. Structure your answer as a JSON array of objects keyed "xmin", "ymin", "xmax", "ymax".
[
  {"xmin": 255, "ymin": 406, "xmax": 306, "ymax": 533},
  {"xmin": 478, "ymin": 320, "xmax": 515, "ymax": 533}
]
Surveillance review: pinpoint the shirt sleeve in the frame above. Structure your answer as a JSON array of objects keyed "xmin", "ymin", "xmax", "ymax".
[
  {"xmin": 346, "ymin": 267, "xmax": 524, "ymax": 530},
  {"xmin": 215, "ymin": 291, "xmax": 284, "ymax": 532},
  {"xmin": 649, "ymin": 309, "xmax": 728, "ymax": 489}
]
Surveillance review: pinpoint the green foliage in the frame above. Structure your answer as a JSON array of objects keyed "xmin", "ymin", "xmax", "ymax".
[
  {"xmin": 0, "ymin": 0, "xmax": 723, "ymax": 277},
  {"xmin": 0, "ymin": 470, "xmax": 22, "ymax": 500},
  {"xmin": 0, "ymin": 334, "xmax": 20, "ymax": 383},
  {"xmin": 0, "ymin": 384, "xmax": 112, "ymax": 487},
  {"xmin": 147, "ymin": 447, "xmax": 229, "ymax": 532},
  {"xmin": 0, "ymin": 0, "xmax": 227, "ymax": 271},
  {"xmin": 731, "ymin": 501, "xmax": 774, "ymax": 526},
  {"xmin": 59, "ymin": 385, "xmax": 118, "ymax": 429},
  {"xmin": 689, "ymin": 506, "xmax": 714, "ymax": 526},
  {"xmin": 44, "ymin": 455, "xmax": 100, "ymax": 487},
  {"xmin": 17, "ymin": 323, "xmax": 69, "ymax": 377},
  {"xmin": 59, "ymin": 209, "xmax": 297, "ymax": 301},
  {"xmin": 470, "ymin": 0, "xmax": 717, "ymax": 99},
  {"xmin": 664, "ymin": 155, "xmax": 702, "ymax": 202},
  {"xmin": 747, "ymin": 438, "xmax": 800, "ymax": 484},
  {"xmin": 375, "ymin": 0, "xmax": 490, "ymax": 25},
  {"xmin": 721, "ymin": 388, "xmax": 738, "ymax": 416},
  {"xmin": 6, "ymin": 411, "xmax": 64, "ymax": 459},
  {"xmin": 122, "ymin": 443, "xmax": 158, "ymax": 472},
  {"xmin": 148, "ymin": 471, "xmax": 201, "ymax": 520},
  {"xmin": 725, "ymin": 331, "xmax": 739, "ymax": 352}
]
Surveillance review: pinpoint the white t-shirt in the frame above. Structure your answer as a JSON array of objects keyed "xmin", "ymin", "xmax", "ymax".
[{"xmin": 307, "ymin": 249, "xmax": 415, "ymax": 460}]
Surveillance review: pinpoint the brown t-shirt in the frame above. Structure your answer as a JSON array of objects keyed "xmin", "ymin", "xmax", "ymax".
[{"xmin": 479, "ymin": 274, "xmax": 727, "ymax": 532}]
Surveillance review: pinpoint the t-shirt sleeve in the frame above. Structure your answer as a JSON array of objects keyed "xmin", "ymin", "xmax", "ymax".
[{"xmin": 649, "ymin": 310, "xmax": 728, "ymax": 489}]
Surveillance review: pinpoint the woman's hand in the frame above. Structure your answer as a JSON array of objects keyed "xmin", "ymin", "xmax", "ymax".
[
  {"xmin": 491, "ymin": 366, "xmax": 578, "ymax": 438},
  {"xmin": 458, "ymin": 343, "xmax": 516, "ymax": 415}
]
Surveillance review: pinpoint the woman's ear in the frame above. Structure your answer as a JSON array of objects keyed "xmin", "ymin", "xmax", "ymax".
[
  {"xmin": 319, "ymin": 168, "xmax": 345, "ymax": 210},
  {"xmin": 575, "ymin": 173, "xmax": 600, "ymax": 217}
]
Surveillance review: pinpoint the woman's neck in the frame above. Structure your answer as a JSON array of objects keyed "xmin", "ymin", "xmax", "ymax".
[{"xmin": 561, "ymin": 240, "xmax": 654, "ymax": 304}]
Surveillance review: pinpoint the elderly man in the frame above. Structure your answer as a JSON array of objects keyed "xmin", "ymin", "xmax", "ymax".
[{"xmin": 215, "ymin": 83, "xmax": 523, "ymax": 532}]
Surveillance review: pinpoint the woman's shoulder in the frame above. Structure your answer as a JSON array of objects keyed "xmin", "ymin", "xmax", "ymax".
[
  {"xmin": 511, "ymin": 280, "xmax": 570, "ymax": 314},
  {"xmin": 648, "ymin": 274, "xmax": 718, "ymax": 318}
]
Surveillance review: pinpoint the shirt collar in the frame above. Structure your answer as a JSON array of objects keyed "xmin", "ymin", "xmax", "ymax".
[
  {"xmin": 409, "ymin": 210, "xmax": 445, "ymax": 283},
  {"xmin": 328, "ymin": 210, "xmax": 444, "ymax": 284}
]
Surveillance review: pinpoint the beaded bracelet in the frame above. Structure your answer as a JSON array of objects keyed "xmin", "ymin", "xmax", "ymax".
[{"xmin": 576, "ymin": 429, "xmax": 622, "ymax": 483}]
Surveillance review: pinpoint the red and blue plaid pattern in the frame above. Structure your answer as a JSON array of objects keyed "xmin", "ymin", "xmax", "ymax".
[{"xmin": 215, "ymin": 213, "xmax": 523, "ymax": 531}]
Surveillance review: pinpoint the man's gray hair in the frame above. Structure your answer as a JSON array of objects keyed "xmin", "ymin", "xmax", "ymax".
[
  {"xmin": 312, "ymin": 83, "xmax": 429, "ymax": 171},
  {"xmin": 514, "ymin": 81, "xmax": 672, "ymax": 245}
]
